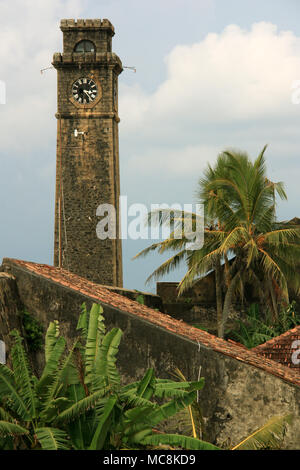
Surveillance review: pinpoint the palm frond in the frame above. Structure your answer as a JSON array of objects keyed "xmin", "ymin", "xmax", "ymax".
[
  {"xmin": 136, "ymin": 368, "xmax": 155, "ymax": 400},
  {"xmin": 35, "ymin": 427, "xmax": 70, "ymax": 450},
  {"xmin": 84, "ymin": 303, "xmax": 105, "ymax": 384},
  {"xmin": 54, "ymin": 389, "xmax": 106, "ymax": 424},
  {"xmin": 244, "ymin": 238, "xmax": 259, "ymax": 268},
  {"xmin": 39, "ymin": 341, "xmax": 80, "ymax": 417},
  {"xmin": 92, "ymin": 328, "xmax": 122, "ymax": 392},
  {"xmin": 133, "ymin": 236, "xmax": 186, "ymax": 261},
  {"xmin": 0, "ymin": 420, "xmax": 29, "ymax": 437},
  {"xmin": 258, "ymin": 248, "xmax": 285, "ymax": 282},
  {"xmin": 232, "ymin": 414, "xmax": 292, "ymax": 450},
  {"xmin": 145, "ymin": 209, "xmax": 203, "ymax": 236},
  {"xmin": 65, "ymin": 384, "xmax": 89, "ymax": 450},
  {"xmin": 10, "ymin": 330, "xmax": 37, "ymax": 419},
  {"xmin": 263, "ymin": 228, "xmax": 300, "ymax": 244},
  {"xmin": 88, "ymin": 396, "xmax": 117, "ymax": 450},
  {"xmin": 56, "ymin": 339, "xmax": 80, "ymax": 388},
  {"xmin": 45, "ymin": 320, "xmax": 60, "ymax": 362},
  {"xmin": 140, "ymin": 433, "xmax": 220, "ymax": 450},
  {"xmin": 177, "ymin": 247, "xmax": 222, "ymax": 294},
  {"xmin": 144, "ymin": 250, "xmax": 187, "ymax": 284},
  {"xmin": 0, "ymin": 364, "xmax": 30, "ymax": 420},
  {"xmin": 76, "ymin": 303, "xmax": 89, "ymax": 340},
  {"xmin": 254, "ymin": 144, "xmax": 268, "ymax": 168},
  {"xmin": 154, "ymin": 379, "xmax": 205, "ymax": 399},
  {"xmin": 145, "ymin": 390, "xmax": 199, "ymax": 428},
  {"xmin": 171, "ymin": 368, "xmax": 205, "ymax": 439},
  {"xmin": 219, "ymin": 226, "xmax": 249, "ymax": 253},
  {"xmin": 123, "ymin": 407, "xmax": 157, "ymax": 428},
  {"xmin": 121, "ymin": 393, "xmax": 158, "ymax": 410},
  {"xmin": 0, "ymin": 406, "xmax": 14, "ymax": 423},
  {"xmin": 36, "ymin": 336, "xmax": 66, "ymax": 397}
]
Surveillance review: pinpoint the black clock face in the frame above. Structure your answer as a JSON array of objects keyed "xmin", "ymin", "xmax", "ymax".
[{"xmin": 72, "ymin": 78, "xmax": 98, "ymax": 104}]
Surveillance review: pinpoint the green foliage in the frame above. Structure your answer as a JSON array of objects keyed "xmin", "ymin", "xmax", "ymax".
[
  {"xmin": 0, "ymin": 326, "xmax": 76, "ymax": 449},
  {"xmin": 135, "ymin": 294, "xmax": 145, "ymax": 305},
  {"xmin": 21, "ymin": 310, "xmax": 44, "ymax": 352},
  {"xmin": 134, "ymin": 147, "xmax": 300, "ymax": 338},
  {"xmin": 62, "ymin": 303, "xmax": 215, "ymax": 450},
  {"xmin": 35, "ymin": 427, "xmax": 70, "ymax": 450},
  {"xmin": 231, "ymin": 414, "xmax": 292, "ymax": 450},
  {"xmin": 171, "ymin": 368, "xmax": 206, "ymax": 441},
  {"xmin": 0, "ymin": 302, "xmax": 294, "ymax": 450},
  {"xmin": 275, "ymin": 300, "xmax": 300, "ymax": 335},
  {"xmin": 141, "ymin": 433, "xmax": 219, "ymax": 450},
  {"xmin": 44, "ymin": 319, "xmax": 60, "ymax": 361},
  {"xmin": 0, "ymin": 302, "xmax": 219, "ymax": 450},
  {"xmin": 170, "ymin": 368, "xmax": 292, "ymax": 451},
  {"xmin": 228, "ymin": 302, "xmax": 300, "ymax": 348},
  {"xmin": 192, "ymin": 324, "xmax": 209, "ymax": 332},
  {"xmin": 227, "ymin": 304, "xmax": 275, "ymax": 348}
]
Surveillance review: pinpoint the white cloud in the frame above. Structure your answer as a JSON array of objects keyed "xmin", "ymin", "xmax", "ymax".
[
  {"xmin": 120, "ymin": 21, "xmax": 300, "ymax": 178},
  {"xmin": 121, "ymin": 22, "xmax": 300, "ymax": 127},
  {"xmin": 0, "ymin": 0, "xmax": 85, "ymax": 156},
  {"xmin": 126, "ymin": 144, "xmax": 221, "ymax": 177}
]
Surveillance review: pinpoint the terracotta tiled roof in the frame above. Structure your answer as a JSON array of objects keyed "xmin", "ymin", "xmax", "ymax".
[
  {"xmin": 227, "ymin": 339, "xmax": 249, "ymax": 349},
  {"xmin": 3, "ymin": 258, "xmax": 300, "ymax": 387},
  {"xmin": 253, "ymin": 326, "xmax": 300, "ymax": 371}
]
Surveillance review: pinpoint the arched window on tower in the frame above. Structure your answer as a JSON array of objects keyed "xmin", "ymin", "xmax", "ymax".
[{"xmin": 74, "ymin": 40, "xmax": 96, "ymax": 53}]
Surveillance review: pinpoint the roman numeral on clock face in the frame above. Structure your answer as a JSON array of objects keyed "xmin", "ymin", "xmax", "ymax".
[{"xmin": 72, "ymin": 77, "xmax": 98, "ymax": 104}]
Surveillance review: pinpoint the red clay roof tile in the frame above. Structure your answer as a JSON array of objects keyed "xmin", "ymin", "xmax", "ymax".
[{"xmin": 253, "ymin": 326, "xmax": 300, "ymax": 370}]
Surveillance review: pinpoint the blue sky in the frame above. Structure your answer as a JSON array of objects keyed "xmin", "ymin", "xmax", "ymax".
[{"xmin": 1, "ymin": 0, "xmax": 300, "ymax": 292}]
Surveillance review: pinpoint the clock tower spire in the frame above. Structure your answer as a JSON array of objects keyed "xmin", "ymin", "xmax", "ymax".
[{"xmin": 53, "ymin": 19, "xmax": 123, "ymax": 287}]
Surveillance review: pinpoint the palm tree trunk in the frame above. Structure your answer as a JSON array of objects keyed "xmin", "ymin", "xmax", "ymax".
[
  {"xmin": 215, "ymin": 258, "xmax": 223, "ymax": 337},
  {"xmin": 224, "ymin": 253, "xmax": 231, "ymax": 288},
  {"xmin": 219, "ymin": 271, "xmax": 240, "ymax": 338},
  {"xmin": 249, "ymin": 269, "xmax": 266, "ymax": 311},
  {"xmin": 268, "ymin": 278, "xmax": 278, "ymax": 322}
]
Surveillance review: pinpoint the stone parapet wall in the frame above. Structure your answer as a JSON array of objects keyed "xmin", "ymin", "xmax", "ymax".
[
  {"xmin": 0, "ymin": 273, "xmax": 26, "ymax": 367},
  {"xmin": 1, "ymin": 258, "xmax": 299, "ymax": 449},
  {"xmin": 52, "ymin": 52, "xmax": 122, "ymax": 72},
  {"xmin": 59, "ymin": 18, "xmax": 115, "ymax": 55},
  {"xmin": 60, "ymin": 19, "xmax": 114, "ymax": 31}
]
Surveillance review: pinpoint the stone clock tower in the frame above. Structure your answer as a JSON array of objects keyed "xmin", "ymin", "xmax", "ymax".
[{"xmin": 53, "ymin": 19, "xmax": 123, "ymax": 287}]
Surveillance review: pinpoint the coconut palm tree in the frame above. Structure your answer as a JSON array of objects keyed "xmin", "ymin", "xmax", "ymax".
[
  {"xmin": 135, "ymin": 147, "xmax": 300, "ymax": 337},
  {"xmin": 190, "ymin": 147, "xmax": 300, "ymax": 336}
]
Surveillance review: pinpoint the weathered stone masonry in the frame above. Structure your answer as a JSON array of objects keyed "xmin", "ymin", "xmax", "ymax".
[
  {"xmin": 53, "ymin": 19, "xmax": 123, "ymax": 287},
  {"xmin": 1, "ymin": 258, "xmax": 299, "ymax": 449}
]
